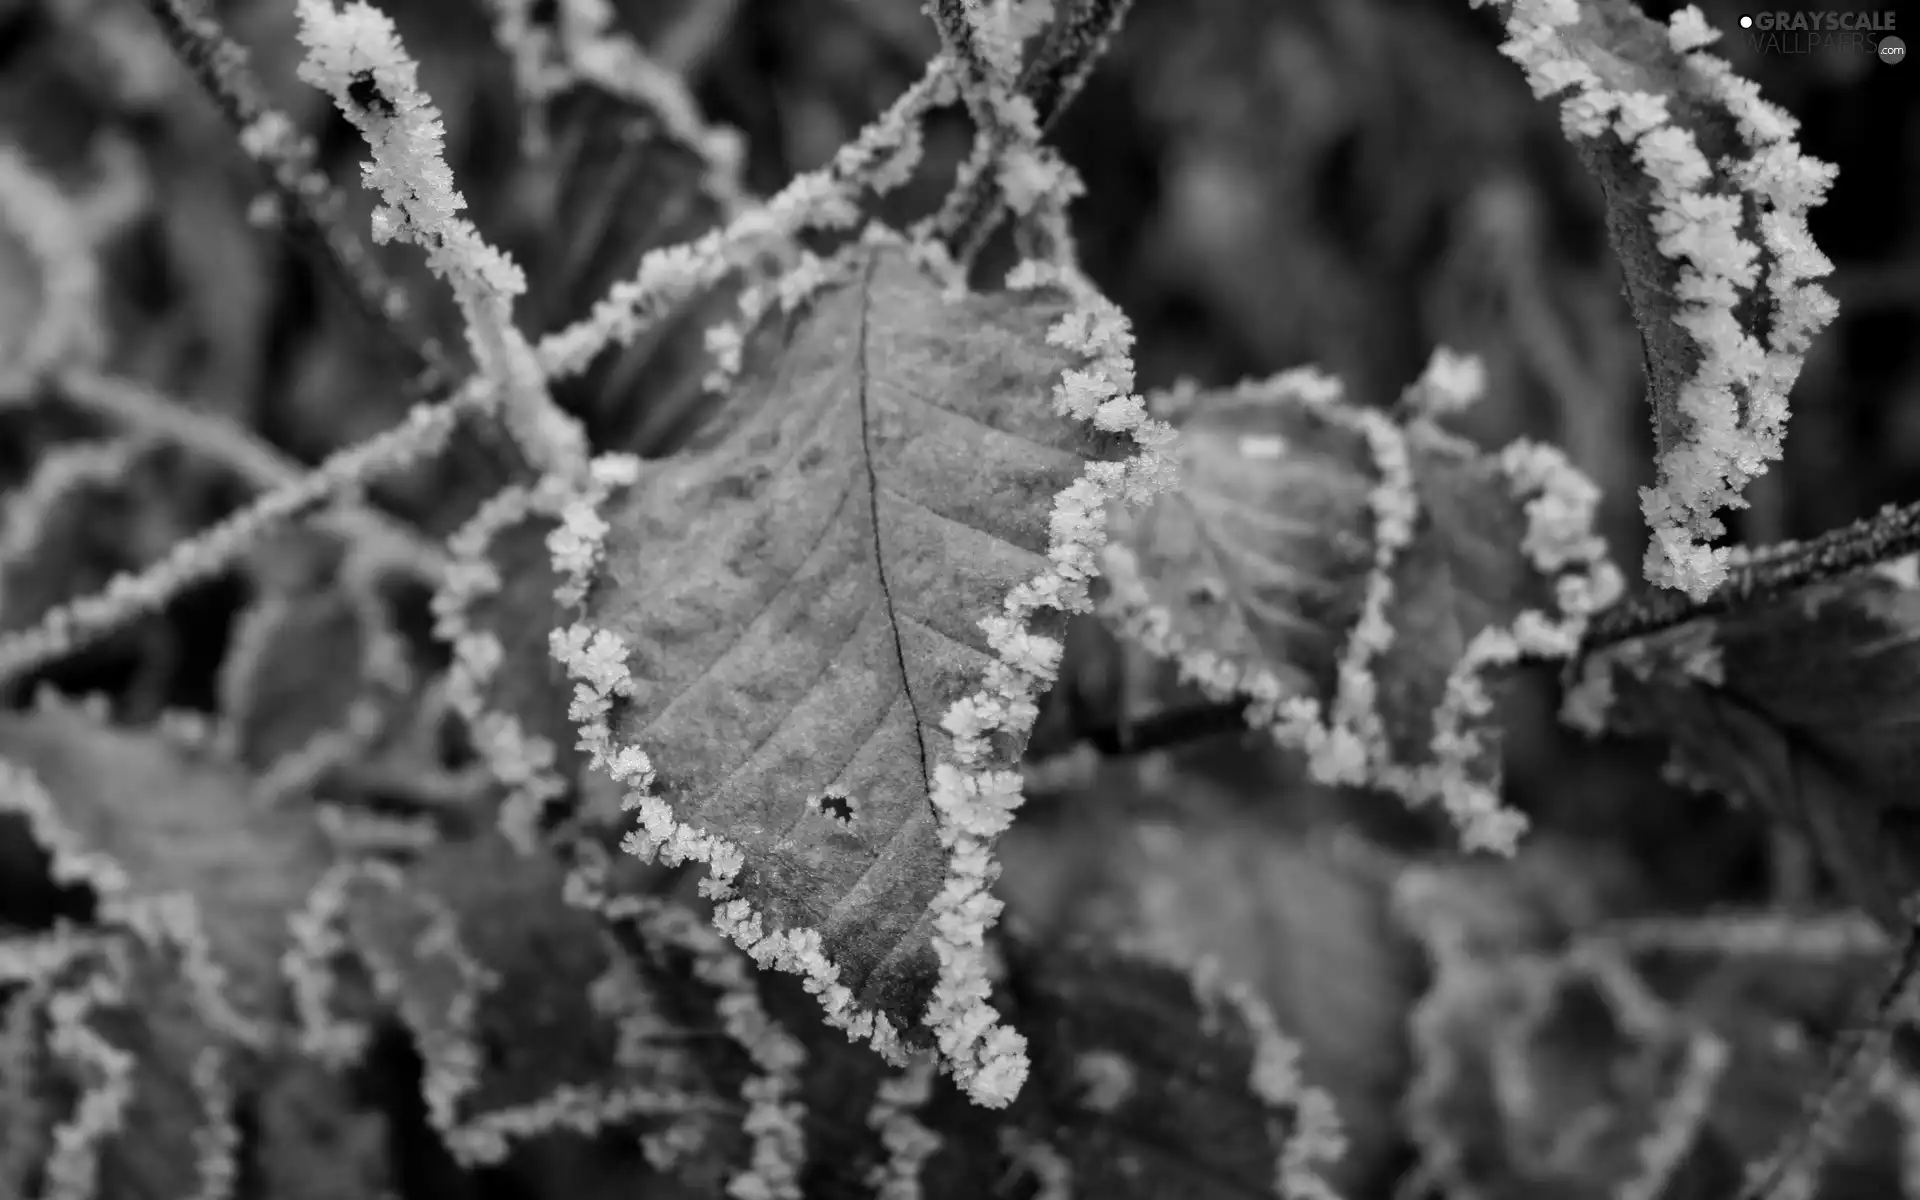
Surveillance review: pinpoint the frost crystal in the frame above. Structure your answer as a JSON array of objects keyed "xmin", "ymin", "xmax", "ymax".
[{"xmin": 1483, "ymin": 0, "xmax": 1837, "ymax": 599}]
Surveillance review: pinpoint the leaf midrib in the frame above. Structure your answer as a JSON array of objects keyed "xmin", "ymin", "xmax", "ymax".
[{"xmin": 853, "ymin": 254, "xmax": 934, "ymax": 798}]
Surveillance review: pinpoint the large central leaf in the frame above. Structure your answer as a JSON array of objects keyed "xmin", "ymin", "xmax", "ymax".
[{"xmin": 579, "ymin": 246, "xmax": 1131, "ymax": 1031}]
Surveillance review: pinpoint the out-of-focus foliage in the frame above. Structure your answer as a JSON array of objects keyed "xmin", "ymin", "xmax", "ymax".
[{"xmin": 0, "ymin": 0, "xmax": 1915, "ymax": 1195}]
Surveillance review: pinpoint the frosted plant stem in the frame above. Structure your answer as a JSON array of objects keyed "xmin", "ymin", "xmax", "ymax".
[
  {"xmin": 53, "ymin": 369, "xmax": 450, "ymax": 575},
  {"xmin": 1738, "ymin": 916, "xmax": 1920, "ymax": 1200},
  {"xmin": 0, "ymin": 384, "xmax": 486, "ymax": 686},
  {"xmin": 137, "ymin": 0, "xmax": 456, "ymax": 392},
  {"xmin": 933, "ymin": 0, "xmax": 1134, "ymax": 262},
  {"xmin": 1583, "ymin": 495, "xmax": 1920, "ymax": 651}
]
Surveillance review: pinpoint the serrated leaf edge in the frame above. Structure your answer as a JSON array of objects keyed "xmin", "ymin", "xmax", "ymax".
[
  {"xmin": 0, "ymin": 441, "xmax": 139, "ymax": 630},
  {"xmin": 433, "ymin": 475, "xmax": 582, "ymax": 853},
  {"xmin": 544, "ymin": 241, "xmax": 1179, "ymax": 1109},
  {"xmin": 217, "ymin": 553, "xmax": 418, "ymax": 805},
  {"xmin": 1106, "ymin": 366, "xmax": 1620, "ymax": 853}
]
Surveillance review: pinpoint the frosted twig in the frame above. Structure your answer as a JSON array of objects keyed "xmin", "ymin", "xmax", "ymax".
[
  {"xmin": 934, "ymin": 0, "xmax": 1134, "ymax": 263},
  {"xmin": 294, "ymin": 0, "xmax": 589, "ymax": 480},
  {"xmin": 0, "ymin": 384, "xmax": 485, "ymax": 685},
  {"xmin": 53, "ymin": 369, "xmax": 449, "ymax": 575},
  {"xmin": 136, "ymin": 0, "xmax": 455, "ymax": 392},
  {"xmin": 533, "ymin": 57, "xmax": 962, "ymax": 379}
]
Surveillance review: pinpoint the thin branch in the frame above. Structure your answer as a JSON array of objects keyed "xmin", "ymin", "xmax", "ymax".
[
  {"xmin": 1736, "ymin": 914, "xmax": 1920, "ymax": 1200},
  {"xmin": 0, "ymin": 384, "xmax": 488, "ymax": 686},
  {"xmin": 1581, "ymin": 497, "xmax": 1920, "ymax": 652},
  {"xmin": 52, "ymin": 369, "xmax": 451, "ymax": 575},
  {"xmin": 933, "ymin": 0, "xmax": 1134, "ymax": 263},
  {"xmin": 135, "ymin": 0, "xmax": 456, "ymax": 392}
]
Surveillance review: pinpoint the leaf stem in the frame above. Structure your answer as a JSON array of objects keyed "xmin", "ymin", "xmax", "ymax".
[{"xmin": 932, "ymin": 0, "xmax": 1134, "ymax": 264}]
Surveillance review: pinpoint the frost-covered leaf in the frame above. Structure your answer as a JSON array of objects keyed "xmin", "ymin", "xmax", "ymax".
[
  {"xmin": 1398, "ymin": 859, "xmax": 1920, "ymax": 1200},
  {"xmin": 0, "ymin": 439, "xmax": 215, "ymax": 637},
  {"xmin": 1475, "ymin": 0, "xmax": 1836, "ymax": 596},
  {"xmin": 1395, "ymin": 850, "xmax": 1722, "ymax": 1200},
  {"xmin": 1108, "ymin": 374, "xmax": 1384, "ymax": 702},
  {"xmin": 691, "ymin": 923, "xmax": 1349, "ymax": 1200},
  {"xmin": 61, "ymin": 929, "xmax": 243, "ymax": 1200},
  {"xmin": 1607, "ymin": 911, "xmax": 1909, "ymax": 1191},
  {"xmin": 997, "ymin": 937, "xmax": 1347, "ymax": 1200},
  {"xmin": 0, "ymin": 692, "xmax": 334, "ymax": 1019},
  {"xmin": 1104, "ymin": 370, "xmax": 1615, "ymax": 848},
  {"xmin": 524, "ymin": 84, "xmax": 755, "ymax": 458},
  {"xmin": 1588, "ymin": 567, "xmax": 1920, "ymax": 931},
  {"xmin": 219, "ymin": 557, "xmax": 413, "ymax": 779},
  {"xmin": 0, "ymin": 926, "xmax": 244, "ymax": 1200},
  {"xmin": 573, "ymin": 245, "xmax": 1134, "ymax": 1030},
  {"xmin": 0, "ymin": 952, "xmax": 59, "ymax": 1196},
  {"xmin": 318, "ymin": 835, "xmax": 712, "ymax": 1165},
  {"xmin": 997, "ymin": 766, "xmax": 1412, "ymax": 1195},
  {"xmin": 436, "ymin": 480, "xmax": 598, "ymax": 847}
]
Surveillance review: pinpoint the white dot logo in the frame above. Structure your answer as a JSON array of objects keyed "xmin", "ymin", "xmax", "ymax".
[{"xmin": 1739, "ymin": 13, "xmax": 1753, "ymax": 27}]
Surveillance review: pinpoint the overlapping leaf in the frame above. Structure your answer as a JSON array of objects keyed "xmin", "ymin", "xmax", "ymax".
[
  {"xmin": 1399, "ymin": 854, "xmax": 1919, "ymax": 1200},
  {"xmin": 0, "ymin": 692, "xmax": 334, "ymax": 1019},
  {"xmin": 1588, "ymin": 566, "xmax": 1920, "ymax": 931},
  {"xmin": 315, "ymin": 833, "xmax": 715, "ymax": 1165},
  {"xmin": 68, "ymin": 931, "xmax": 243, "ymax": 1200},
  {"xmin": 656, "ymin": 919, "xmax": 1350, "ymax": 1200},
  {"xmin": 1106, "ymin": 374, "xmax": 1587, "ymax": 813},
  {"xmin": 577, "ymin": 245, "xmax": 1132, "ymax": 1024},
  {"xmin": 996, "ymin": 937, "xmax": 1346, "ymax": 1200},
  {"xmin": 0, "ymin": 927, "xmax": 245, "ymax": 1200},
  {"xmin": 218, "ymin": 553, "xmax": 415, "ymax": 779},
  {"xmin": 0, "ymin": 956, "xmax": 59, "ymax": 1196},
  {"xmin": 0, "ymin": 439, "xmax": 219, "ymax": 639},
  {"xmin": 439, "ymin": 485, "xmax": 595, "ymax": 836},
  {"xmin": 997, "ymin": 764, "xmax": 1412, "ymax": 1195},
  {"xmin": 524, "ymin": 84, "xmax": 755, "ymax": 458}
]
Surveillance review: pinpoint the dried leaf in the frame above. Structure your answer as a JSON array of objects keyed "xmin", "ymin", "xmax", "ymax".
[{"xmin": 578, "ymin": 245, "xmax": 1131, "ymax": 1025}]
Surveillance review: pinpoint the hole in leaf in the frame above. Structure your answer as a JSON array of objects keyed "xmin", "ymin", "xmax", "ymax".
[{"xmin": 809, "ymin": 788, "xmax": 855, "ymax": 826}]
